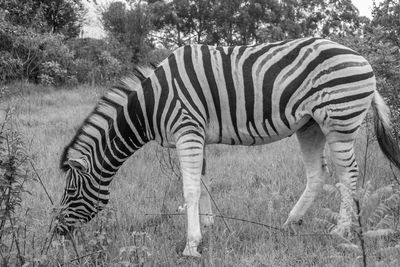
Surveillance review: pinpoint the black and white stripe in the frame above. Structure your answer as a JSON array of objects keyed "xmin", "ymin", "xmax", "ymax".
[{"xmin": 57, "ymin": 37, "xmax": 400, "ymax": 256}]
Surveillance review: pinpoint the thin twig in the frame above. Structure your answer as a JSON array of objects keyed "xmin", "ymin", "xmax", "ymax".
[
  {"xmin": 30, "ymin": 160, "xmax": 54, "ymax": 205},
  {"xmin": 143, "ymin": 212, "xmax": 331, "ymax": 237},
  {"xmin": 47, "ymin": 217, "xmax": 55, "ymax": 234},
  {"xmin": 389, "ymin": 163, "xmax": 400, "ymax": 185},
  {"xmin": 23, "ymin": 224, "xmax": 26, "ymax": 256},
  {"xmin": 67, "ymin": 231, "xmax": 81, "ymax": 264},
  {"xmin": 0, "ymin": 108, "xmax": 11, "ymax": 133},
  {"xmin": 388, "ymin": 108, "xmax": 400, "ymax": 186},
  {"xmin": 145, "ymin": 213, "xmax": 276, "ymax": 231},
  {"xmin": 362, "ymin": 120, "xmax": 370, "ymax": 187},
  {"xmin": 32, "ymin": 233, "xmax": 35, "ymax": 267},
  {"xmin": 42, "ymin": 229, "xmax": 56, "ymax": 255},
  {"xmin": 145, "ymin": 212, "xmax": 279, "ymax": 230},
  {"xmin": 61, "ymin": 250, "xmax": 103, "ymax": 265},
  {"xmin": 355, "ymin": 200, "xmax": 367, "ymax": 267},
  {"xmin": 39, "ymin": 216, "xmax": 56, "ymax": 256},
  {"xmin": 201, "ymin": 178, "xmax": 231, "ymax": 233},
  {"xmin": 9, "ymin": 217, "xmax": 24, "ymax": 266}
]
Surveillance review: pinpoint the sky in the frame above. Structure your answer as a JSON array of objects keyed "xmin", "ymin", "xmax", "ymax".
[
  {"xmin": 352, "ymin": 0, "xmax": 379, "ymax": 18},
  {"xmin": 80, "ymin": 0, "xmax": 383, "ymax": 39}
]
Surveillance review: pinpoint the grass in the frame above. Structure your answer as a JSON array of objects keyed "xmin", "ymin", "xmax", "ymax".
[{"xmin": 0, "ymin": 82, "xmax": 398, "ymax": 266}]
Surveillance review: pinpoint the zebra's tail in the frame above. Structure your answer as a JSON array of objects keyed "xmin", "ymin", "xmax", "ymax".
[{"xmin": 372, "ymin": 91, "xmax": 400, "ymax": 184}]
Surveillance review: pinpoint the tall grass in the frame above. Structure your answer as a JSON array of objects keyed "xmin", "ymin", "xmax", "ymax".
[{"xmin": 0, "ymin": 83, "xmax": 399, "ymax": 266}]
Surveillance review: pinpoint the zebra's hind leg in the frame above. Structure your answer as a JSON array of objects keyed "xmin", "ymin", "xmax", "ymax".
[
  {"xmin": 200, "ymin": 157, "xmax": 214, "ymax": 227},
  {"xmin": 283, "ymin": 121, "xmax": 328, "ymax": 232},
  {"xmin": 326, "ymin": 137, "xmax": 359, "ymax": 237}
]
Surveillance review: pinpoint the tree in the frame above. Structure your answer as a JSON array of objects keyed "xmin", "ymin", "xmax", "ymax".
[
  {"xmin": 152, "ymin": 0, "xmax": 282, "ymax": 46},
  {"xmin": 235, "ymin": 0, "xmax": 280, "ymax": 44},
  {"xmin": 102, "ymin": 1, "xmax": 154, "ymax": 63},
  {"xmin": 372, "ymin": 0, "xmax": 400, "ymax": 48},
  {"xmin": 35, "ymin": 0, "xmax": 86, "ymax": 38},
  {"xmin": 0, "ymin": 0, "xmax": 85, "ymax": 38},
  {"xmin": 184, "ymin": 0, "xmax": 215, "ymax": 44},
  {"xmin": 211, "ymin": 0, "xmax": 242, "ymax": 45},
  {"xmin": 150, "ymin": 0, "xmax": 364, "ymax": 46},
  {"xmin": 150, "ymin": 0, "xmax": 211, "ymax": 46},
  {"xmin": 101, "ymin": 1, "xmax": 127, "ymax": 42},
  {"xmin": 299, "ymin": 0, "xmax": 360, "ymax": 37},
  {"xmin": 0, "ymin": 0, "xmax": 43, "ymax": 29}
]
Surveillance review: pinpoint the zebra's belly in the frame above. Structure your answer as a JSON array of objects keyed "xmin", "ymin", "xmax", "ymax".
[{"xmin": 205, "ymin": 115, "xmax": 311, "ymax": 146}]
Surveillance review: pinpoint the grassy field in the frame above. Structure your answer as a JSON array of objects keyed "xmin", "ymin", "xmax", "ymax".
[{"xmin": 0, "ymin": 82, "xmax": 398, "ymax": 266}]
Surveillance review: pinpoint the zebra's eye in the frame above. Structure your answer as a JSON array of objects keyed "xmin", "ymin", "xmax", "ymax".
[{"xmin": 66, "ymin": 187, "xmax": 77, "ymax": 195}]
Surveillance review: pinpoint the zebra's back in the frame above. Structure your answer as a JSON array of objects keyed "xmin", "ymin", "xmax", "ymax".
[{"xmin": 149, "ymin": 37, "xmax": 375, "ymax": 146}]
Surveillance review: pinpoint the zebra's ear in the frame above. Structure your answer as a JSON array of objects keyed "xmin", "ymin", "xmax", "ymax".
[{"xmin": 68, "ymin": 158, "xmax": 89, "ymax": 173}]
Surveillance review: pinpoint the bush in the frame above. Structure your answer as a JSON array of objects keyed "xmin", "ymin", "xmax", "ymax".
[
  {"xmin": 38, "ymin": 61, "xmax": 68, "ymax": 86},
  {"xmin": 0, "ymin": 19, "xmax": 168, "ymax": 86},
  {"xmin": 70, "ymin": 58, "xmax": 96, "ymax": 84},
  {"xmin": 0, "ymin": 51, "xmax": 23, "ymax": 82},
  {"xmin": 66, "ymin": 38, "xmax": 125, "ymax": 84},
  {"xmin": 0, "ymin": 20, "xmax": 75, "ymax": 85},
  {"xmin": 98, "ymin": 51, "xmax": 122, "ymax": 82}
]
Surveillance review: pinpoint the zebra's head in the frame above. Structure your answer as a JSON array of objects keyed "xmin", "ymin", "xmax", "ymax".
[
  {"xmin": 55, "ymin": 68, "xmax": 153, "ymax": 235},
  {"xmin": 56, "ymin": 157, "xmax": 109, "ymax": 235}
]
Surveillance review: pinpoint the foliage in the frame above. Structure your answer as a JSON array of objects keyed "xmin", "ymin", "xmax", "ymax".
[
  {"xmin": 319, "ymin": 181, "xmax": 400, "ymax": 266},
  {"xmin": 101, "ymin": 1, "xmax": 154, "ymax": 63},
  {"xmin": 37, "ymin": 0, "xmax": 86, "ymax": 38},
  {"xmin": 0, "ymin": 0, "xmax": 85, "ymax": 39},
  {"xmin": 0, "ymin": 19, "xmax": 127, "ymax": 85},
  {"xmin": 0, "ymin": 0, "xmax": 45, "ymax": 31},
  {"xmin": 67, "ymin": 37, "xmax": 130, "ymax": 84},
  {"xmin": 149, "ymin": 0, "xmax": 363, "ymax": 47},
  {"xmin": 39, "ymin": 61, "xmax": 68, "ymax": 86},
  {"xmin": 0, "ymin": 20, "xmax": 75, "ymax": 85},
  {"xmin": 0, "ymin": 108, "xmax": 31, "ymax": 266},
  {"xmin": 363, "ymin": 0, "xmax": 400, "ymax": 133},
  {"xmin": 299, "ymin": 0, "xmax": 362, "ymax": 37},
  {"xmin": 0, "ymin": 0, "xmax": 97, "ymax": 86},
  {"xmin": 0, "ymin": 51, "xmax": 23, "ymax": 82},
  {"xmin": 372, "ymin": 0, "xmax": 400, "ymax": 48}
]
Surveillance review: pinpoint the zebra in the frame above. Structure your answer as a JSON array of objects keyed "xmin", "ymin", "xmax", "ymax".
[{"xmin": 56, "ymin": 37, "xmax": 400, "ymax": 257}]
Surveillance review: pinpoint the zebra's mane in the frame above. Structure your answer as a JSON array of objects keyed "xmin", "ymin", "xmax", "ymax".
[{"xmin": 59, "ymin": 66, "xmax": 155, "ymax": 172}]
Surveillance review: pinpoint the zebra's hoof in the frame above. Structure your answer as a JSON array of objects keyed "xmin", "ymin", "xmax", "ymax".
[
  {"xmin": 282, "ymin": 218, "xmax": 303, "ymax": 235},
  {"xmin": 201, "ymin": 214, "xmax": 214, "ymax": 227},
  {"xmin": 182, "ymin": 242, "xmax": 201, "ymax": 258}
]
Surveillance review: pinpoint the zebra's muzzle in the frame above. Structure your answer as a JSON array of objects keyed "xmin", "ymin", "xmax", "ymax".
[{"xmin": 55, "ymin": 223, "xmax": 74, "ymax": 236}]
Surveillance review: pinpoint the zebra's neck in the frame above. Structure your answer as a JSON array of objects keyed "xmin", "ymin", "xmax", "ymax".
[{"xmin": 60, "ymin": 78, "xmax": 152, "ymax": 182}]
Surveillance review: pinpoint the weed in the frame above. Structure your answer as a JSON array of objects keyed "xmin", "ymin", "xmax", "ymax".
[{"xmin": 0, "ymin": 108, "xmax": 30, "ymax": 266}]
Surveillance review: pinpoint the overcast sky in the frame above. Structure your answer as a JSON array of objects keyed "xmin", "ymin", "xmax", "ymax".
[{"xmin": 353, "ymin": 0, "xmax": 380, "ymax": 18}]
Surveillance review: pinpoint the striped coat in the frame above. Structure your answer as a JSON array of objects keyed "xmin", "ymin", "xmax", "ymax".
[{"xmin": 57, "ymin": 37, "xmax": 400, "ymax": 257}]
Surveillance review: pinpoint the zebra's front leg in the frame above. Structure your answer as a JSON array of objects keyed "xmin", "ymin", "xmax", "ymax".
[
  {"xmin": 284, "ymin": 122, "xmax": 327, "ymax": 232},
  {"xmin": 175, "ymin": 129, "xmax": 205, "ymax": 257},
  {"xmin": 200, "ymin": 157, "xmax": 214, "ymax": 227}
]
